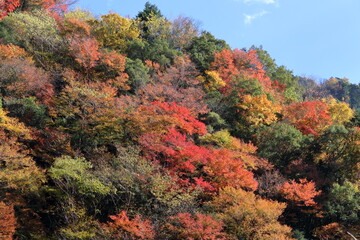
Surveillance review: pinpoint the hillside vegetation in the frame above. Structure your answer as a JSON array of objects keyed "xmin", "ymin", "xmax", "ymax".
[{"xmin": 0, "ymin": 1, "xmax": 359, "ymax": 239}]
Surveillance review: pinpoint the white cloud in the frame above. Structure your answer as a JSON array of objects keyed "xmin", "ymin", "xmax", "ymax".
[
  {"xmin": 243, "ymin": 0, "xmax": 276, "ymax": 4},
  {"xmin": 244, "ymin": 10, "xmax": 268, "ymax": 24}
]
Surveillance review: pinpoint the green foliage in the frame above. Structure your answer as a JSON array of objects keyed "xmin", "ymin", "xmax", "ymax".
[
  {"xmin": 51, "ymin": 80, "xmax": 127, "ymax": 150},
  {"xmin": 255, "ymin": 46, "xmax": 302, "ymax": 102},
  {"xmin": 4, "ymin": 97, "xmax": 48, "ymax": 128},
  {"xmin": 57, "ymin": 199, "xmax": 102, "ymax": 240},
  {"xmin": 49, "ymin": 156, "xmax": 112, "ymax": 198},
  {"xmin": 127, "ymin": 37, "xmax": 180, "ymax": 68},
  {"xmin": 201, "ymin": 111, "xmax": 227, "ymax": 133},
  {"xmin": 256, "ymin": 123, "xmax": 311, "ymax": 168},
  {"xmin": 325, "ymin": 181, "xmax": 360, "ymax": 223},
  {"xmin": 65, "ymin": 8, "xmax": 96, "ymax": 22},
  {"xmin": 96, "ymin": 147, "xmax": 198, "ymax": 216},
  {"xmin": 272, "ymin": 66, "xmax": 301, "ymax": 102},
  {"xmin": 314, "ymin": 125, "xmax": 360, "ymax": 182},
  {"xmin": 0, "ymin": 10, "xmax": 64, "ymax": 61},
  {"xmin": 125, "ymin": 58, "xmax": 151, "ymax": 91},
  {"xmin": 292, "ymin": 229, "xmax": 308, "ymax": 240},
  {"xmin": 187, "ymin": 31, "xmax": 229, "ymax": 72},
  {"xmin": 136, "ymin": 1, "xmax": 163, "ymax": 22}
]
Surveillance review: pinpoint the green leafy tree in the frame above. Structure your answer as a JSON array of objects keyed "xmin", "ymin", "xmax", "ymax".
[
  {"xmin": 256, "ymin": 123, "xmax": 311, "ymax": 169},
  {"xmin": 314, "ymin": 125, "xmax": 360, "ymax": 183},
  {"xmin": 125, "ymin": 58, "xmax": 151, "ymax": 92},
  {"xmin": 136, "ymin": 1, "xmax": 163, "ymax": 22},
  {"xmin": 0, "ymin": 10, "xmax": 64, "ymax": 63},
  {"xmin": 49, "ymin": 156, "xmax": 112, "ymax": 198},
  {"xmin": 187, "ymin": 31, "xmax": 229, "ymax": 72},
  {"xmin": 325, "ymin": 181, "xmax": 360, "ymax": 224}
]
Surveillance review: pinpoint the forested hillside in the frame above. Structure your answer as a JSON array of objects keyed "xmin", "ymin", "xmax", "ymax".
[{"xmin": 0, "ymin": 1, "xmax": 359, "ymax": 239}]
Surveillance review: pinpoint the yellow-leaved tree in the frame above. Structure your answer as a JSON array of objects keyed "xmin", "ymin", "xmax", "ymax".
[
  {"xmin": 0, "ymin": 108, "xmax": 45, "ymax": 193},
  {"xmin": 93, "ymin": 13, "xmax": 140, "ymax": 52},
  {"xmin": 238, "ymin": 94, "xmax": 282, "ymax": 126},
  {"xmin": 323, "ymin": 97, "xmax": 354, "ymax": 125},
  {"xmin": 210, "ymin": 186, "xmax": 294, "ymax": 240}
]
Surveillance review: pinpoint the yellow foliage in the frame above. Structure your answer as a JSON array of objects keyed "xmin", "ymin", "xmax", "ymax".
[
  {"xmin": 0, "ymin": 130, "xmax": 45, "ymax": 193},
  {"xmin": 139, "ymin": 14, "xmax": 172, "ymax": 40},
  {"xmin": 322, "ymin": 97, "xmax": 354, "ymax": 125},
  {"xmin": 93, "ymin": 13, "xmax": 140, "ymax": 52},
  {"xmin": 200, "ymin": 70, "xmax": 226, "ymax": 91},
  {"xmin": 0, "ymin": 108, "xmax": 32, "ymax": 139},
  {"xmin": 211, "ymin": 187, "xmax": 294, "ymax": 240},
  {"xmin": 239, "ymin": 94, "xmax": 282, "ymax": 126},
  {"xmin": 200, "ymin": 130, "xmax": 262, "ymax": 169}
]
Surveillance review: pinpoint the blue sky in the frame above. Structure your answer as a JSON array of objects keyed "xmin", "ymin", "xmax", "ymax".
[{"xmin": 73, "ymin": 0, "xmax": 360, "ymax": 84}]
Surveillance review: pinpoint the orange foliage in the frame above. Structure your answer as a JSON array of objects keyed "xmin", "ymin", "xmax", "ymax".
[
  {"xmin": 100, "ymin": 51, "xmax": 127, "ymax": 73},
  {"xmin": 32, "ymin": 0, "xmax": 69, "ymax": 20},
  {"xmin": 227, "ymin": 138, "xmax": 272, "ymax": 170},
  {"xmin": 201, "ymin": 130, "xmax": 272, "ymax": 170},
  {"xmin": 205, "ymin": 148, "xmax": 258, "ymax": 191},
  {"xmin": 165, "ymin": 213, "xmax": 227, "ymax": 240},
  {"xmin": 133, "ymin": 101, "xmax": 207, "ymax": 136},
  {"xmin": 280, "ymin": 179, "xmax": 321, "ymax": 207},
  {"xmin": 0, "ymin": 201, "xmax": 16, "ymax": 240},
  {"xmin": 284, "ymin": 101, "xmax": 332, "ymax": 136},
  {"xmin": 104, "ymin": 211, "xmax": 155, "ymax": 240},
  {"xmin": 313, "ymin": 223, "xmax": 347, "ymax": 240},
  {"xmin": 0, "ymin": 0, "xmax": 20, "ymax": 19},
  {"xmin": 211, "ymin": 48, "xmax": 274, "ymax": 94},
  {"xmin": 62, "ymin": 17, "xmax": 91, "ymax": 35},
  {"xmin": 99, "ymin": 50, "xmax": 129, "ymax": 90},
  {"xmin": 211, "ymin": 187, "xmax": 294, "ymax": 240},
  {"xmin": 0, "ymin": 44, "xmax": 31, "ymax": 61},
  {"xmin": 69, "ymin": 35, "xmax": 100, "ymax": 70}
]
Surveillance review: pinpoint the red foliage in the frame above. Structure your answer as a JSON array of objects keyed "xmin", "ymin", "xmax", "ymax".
[
  {"xmin": 205, "ymin": 148, "xmax": 258, "ymax": 191},
  {"xmin": 211, "ymin": 49, "xmax": 239, "ymax": 86},
  {"xmin": 104, "ymin": 211, "xmax": 155, "ymax": 240},
  {"xmin": 135, "ymin": 101, "xmax": 207, "ymax": 136},
  {"xmin": 0, "ymin": 0, "xmax": 70, "ymax": 20},
  {"xmin": 0, "ymin": 0, "xmax": 21, "ymax": 19},
  {"xmin": 284, "ymin": 101, "xmax": 332, "ymax": 136},
  {"xmin": 0, "ymin": 58, "xmax": 54, "ymax": 105},
  {"xmin": 140, "ymin": 128, "xmax": 212, "ymax": 191},
  {"xmin": 151, "ymin": 101, "xmax": 207, "ymax": 135},
  {"xmin": 165, "ymin": 213, "xmax": 227, "ymax": 240},
  {"xmin": 211, "ymin": 48, "xmax": 273, "ymax": 94},
  {"xmin": 35, "ymin": 0, "xmax": 70, "ymax": 20},
  {"xmin": 139, "ymin": 56, "xmax": 207, "ymax": 115},
  {"xmin": 69, "ymin": 35, "xmax": 100, "ymax": 70},
  {"xmin": 0, "ymin": 201, "xmax": 17, "ymax": 240},
  {"xmin": 280, "ymin": 178, "xmax": 321, "ymax": 207}
]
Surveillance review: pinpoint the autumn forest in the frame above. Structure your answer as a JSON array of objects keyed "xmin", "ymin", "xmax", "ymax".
[{"xmin": 0, "ymin": 1, "xmax": 359, "ymax": 239}]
